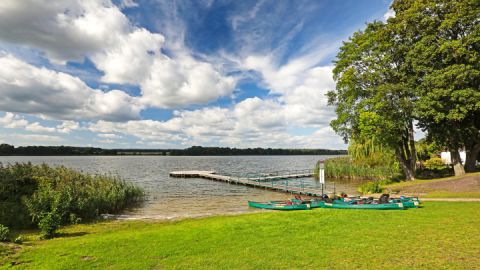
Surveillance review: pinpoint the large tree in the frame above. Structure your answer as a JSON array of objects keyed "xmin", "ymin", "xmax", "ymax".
[
  {"xmin": 328, "ymin": 21, "xmax": 418, "ymax": 180},
  {"xmin": 394, "ymin": 0, "xmax": 480, "ymax": 175}
]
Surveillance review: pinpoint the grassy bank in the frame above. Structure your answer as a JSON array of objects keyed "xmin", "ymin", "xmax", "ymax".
[{"xmin": 2, "ymin": 202, "xmax": 479, "ymax": 269}]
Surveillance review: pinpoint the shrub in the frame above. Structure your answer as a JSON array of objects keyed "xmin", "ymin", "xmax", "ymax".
[
  {"xmin": 0, "ymin": 224, "xmax": 9, "ymax": 241},
  {"xmin": 14, "ymin": 235, "xmax": 23, "ymax": 244},
  {"xmin": 38, "ymin": 212, "xmax": 61, "ymax": 239},
  {"xmin": 0, "ymin": 163, "xmax": 145, "ymax": 237},
  {"xmin": 423, "ymin": 157, "xmax": 447, "ymax": 170},
  {"xmin": 358, "ymin": 180, "xmax": 391, "ymax": 194}
]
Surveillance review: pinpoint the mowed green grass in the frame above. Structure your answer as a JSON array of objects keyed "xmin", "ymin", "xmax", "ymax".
[{"xmin": 2, "ymin": 202, "xmax": 479, "ymax": 270}]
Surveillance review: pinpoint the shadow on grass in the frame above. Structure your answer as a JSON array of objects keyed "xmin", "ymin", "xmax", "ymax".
[{"xmin": 56, "ymin": 232, "xmax": 89, "ymax": 238}]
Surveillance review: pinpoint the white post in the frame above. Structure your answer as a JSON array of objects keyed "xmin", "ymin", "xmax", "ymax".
[{"xmin": 319, "ymin": 161, "xmax": 325, "ymax": 184}]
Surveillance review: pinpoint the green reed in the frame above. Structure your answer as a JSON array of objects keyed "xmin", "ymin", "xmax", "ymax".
[
  {"xmin": 320, "ymin": 157, "xmax": 400, "ymax": 180},
  {"xmin": 0, "ymin": 162, "xmax": 144, "ymax": 232}
]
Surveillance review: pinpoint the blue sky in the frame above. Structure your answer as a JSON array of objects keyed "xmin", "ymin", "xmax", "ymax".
[{"xmin": 0, "ymin": 0, "xmax": 392, "ymax": 149}]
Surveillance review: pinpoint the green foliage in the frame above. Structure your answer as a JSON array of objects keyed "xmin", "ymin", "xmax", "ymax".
[
  {"xmin": 13, "ymin": 235, "xmax": 23, "ymax": 244},
  {"xmin": 423, "ymin": 157, "xmax": 447, "ymax": 171},
  {"xmin": 0, "ymin": 163, "xmax": 144, "ymax": 234},
  {"xmin": 0, "ymin": 224, "xmax": 9, "ymax": 241},
  {"xmin": 416, "ymin": 139, "xmax": 442, "ymax": 161},
  {"xmin": 38, "ymin": 212, "xmax": 61, "ymax": 239},
  {"xmin": 357, "ymin": 180, "xmax": 391, "ymax": 194},
  {"xmin": 324, "ymin": 157, "xmax": 399, "ymax": 180}
]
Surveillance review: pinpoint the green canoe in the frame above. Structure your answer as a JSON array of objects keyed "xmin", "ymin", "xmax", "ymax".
[
  {"xmin": 319, "ymin": 201, "xmax": 405, "ymax": 210},
  {"xmin": 390, "ymin": 197, "xmax": 421, "ymax": 208},
  {"xmin": 248, "ymin": 201, "xmax": 311, "ymax": 210}
]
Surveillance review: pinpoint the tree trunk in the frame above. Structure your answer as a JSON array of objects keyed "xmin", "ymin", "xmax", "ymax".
[
  {"xmin": 407, "ymin": 121, "xmax": 417, "ymax": 172},
  {"xmin": 450, "ymin": 148, "xmax": 465, "ymax": 176},
  {"xmin": 464, "ymin": 143, "xmax": 480, "ymax": 172},
  {"xmin": 395, "ymin": 147, "xmax": 415, "ymax": 180}
]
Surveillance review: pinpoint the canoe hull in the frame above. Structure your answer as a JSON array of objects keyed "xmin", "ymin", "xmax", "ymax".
[
  {"xmin": 319, "ymin": 201, "xmax": 405, "ymax": 210},
  {"xmin": 248, "ymin": 201, "xmax": 311, "ymax": 210}
]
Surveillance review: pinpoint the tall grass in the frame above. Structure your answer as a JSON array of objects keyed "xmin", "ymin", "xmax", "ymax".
[
  {"xmin": 314, "ymin": 137, "xmax": 400, "ymax": 181},
  {"xmin": 0, "ymin": 163, "xmax": 144, "ymax": 232},
  {"xmin": 321, "ymin": 157, "xmax": 400, "ymax": 180}
]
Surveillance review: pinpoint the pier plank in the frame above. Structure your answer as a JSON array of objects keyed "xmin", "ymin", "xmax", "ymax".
[{"xmin": 169, "ymin": 170, "xmax": 327, "ymax": 196}]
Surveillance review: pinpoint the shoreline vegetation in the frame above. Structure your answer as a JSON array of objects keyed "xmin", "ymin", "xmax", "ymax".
[
  {"xmin": 0, "ymin": 163, "xmax": 144, "ymax": 239},
  {"xmin": 1, "ymin": 202, "xmax": 479, "ymax": 269},
  {"xmin": 0, "ymin": 144, "xmax": 347, "ymax": 156}
]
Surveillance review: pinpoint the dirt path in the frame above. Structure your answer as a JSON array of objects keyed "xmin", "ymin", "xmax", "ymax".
[
  {"xmin": 420, "ymin": 198, "xmax": 480, "ymax": 202},
  {"xmin": 399, "ymin": 175, "xmax": 480, "ymax": 193}
]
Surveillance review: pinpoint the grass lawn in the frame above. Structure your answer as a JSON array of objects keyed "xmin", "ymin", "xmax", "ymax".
[
  {"xmin": 1, "ymin": 202, "xmax": 479, "ymax": 269},
  {"xmin": 422, "ymin": 192, "xmax": 480, "ymax": 198}
]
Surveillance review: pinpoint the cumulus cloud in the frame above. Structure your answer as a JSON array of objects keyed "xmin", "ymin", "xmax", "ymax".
[
  {"xmin": 0, "ymin": 112, "xmax": 29, "ymax": 129},
  {"xmin": 0, "ymin": 0, "xmax": 236, "ymax": 110},
  {"xmin": 0, "ymin": 112, "xmax": 80, "ymax": 134},
  {"xmin": 140, "ymin": 56, "xmax": 236, "ymax": 108},
  {"xmin": 0, "ymin": 0, "xmax": 130, "ymax": 63},
  {"xmin": 87, "ymin": 95, "xmax": 345, "ymax": 149},
  {"xmin": 0, "ymin": 54, "xmax": 142, "ymax": 121},
  {"xmin": 56, "ymin": 121, "xmax": 80, "ymax": 133}
]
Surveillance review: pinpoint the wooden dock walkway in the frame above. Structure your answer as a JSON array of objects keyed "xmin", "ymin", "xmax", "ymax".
[{"xmin": 169, "ymin": 170, "xmax": 327, "ymax": 197}]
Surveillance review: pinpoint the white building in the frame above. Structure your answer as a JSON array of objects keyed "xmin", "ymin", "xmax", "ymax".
[{"xmin": 440, "ymin": 151, "xmax": 466, "ymax": 165}]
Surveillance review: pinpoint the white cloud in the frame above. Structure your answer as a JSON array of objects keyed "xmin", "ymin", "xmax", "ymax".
[
  {"xmin": 14, "ymin": 134, "xmax": 63, "ymax": 143},
  {"xmin": 120, "ymin": 0, "xmax": 138, "ymax": 8},
  {"xmin": 139, "ymin": 56, "xmax": 237, "ymax": 108},
  {"xmin": 91, "ymin": 29, "xmax": 164, "ymax": 85},
  {"xmin": 87, "ymin": 95, "xmax": 346, "ymax": 149},
  {"xmin": 383, "ymin": 9, "xmax": 395, "ymax": 21},
  {"xmin": 1, "ymin": 112, "xmax": 81, "ymax": 134},
  {"xmin": 0, "ymin": 112, "xmax": 28, "ymax": 128},
  {"xmin": 98, "ymin": 133, "xmax": 122, "ymax": 139},
  {"xmin": 25, "ymin": 122, "xmax": 56, "ymax": 133},
  {"xmin": 0, "ymin": 0, "xmax": 237, "ymax": 110},
  {"xmin": 0, "ymin": 54, "xmax": 142, "ymax": 121},
  {"xmin": 0, "ymin": 0, "xmax": 130, "ymax": 63},
  {"xmin": 56, "ymin": 121, "xmax": 79, "ymax": 133}
]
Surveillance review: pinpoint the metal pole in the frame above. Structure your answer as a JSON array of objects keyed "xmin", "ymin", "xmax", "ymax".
[{"xmin": 333, "ymin": 182, "xmax": 336, "ymax": 195}]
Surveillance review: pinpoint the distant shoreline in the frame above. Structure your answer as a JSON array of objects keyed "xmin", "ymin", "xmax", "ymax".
[{"xmin": 0, "ymin": 144, "xmax": 347, "ymax": 156}]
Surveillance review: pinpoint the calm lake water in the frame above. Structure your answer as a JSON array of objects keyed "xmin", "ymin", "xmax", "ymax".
[{"xmin": 0, "ymin": 155, "xmax": 358, "ymax": 220}]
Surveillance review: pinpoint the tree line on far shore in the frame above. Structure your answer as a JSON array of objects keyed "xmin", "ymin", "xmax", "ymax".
[
  {"xmin": 328, "ymin": 0, "xmax": 479, "ymax": 179},
  {"xmin": 0, "ymin": 144, "xmax": 347, "ymax": 156}
]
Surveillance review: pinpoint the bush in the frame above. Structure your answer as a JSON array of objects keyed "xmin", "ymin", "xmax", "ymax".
[
  {"xmin": 358, "ymin": 180, "xmax": 391, "ymax": 194},
  {"xmin": 38, "ymin": 212, "xmax": 61, "ymax": 239},
  {"xmin": 14, "ymin": 235, "xmax": 23, "ymax": 244},
  {"xmin": 0, "ymin": 163, "xmax": 145, "ymax": 236},
  {"xmin": 423, "ymin": 157, "xmax": 447, "ymax": 170},
  {"xmin": 0, "ymin": 224, "xmax": 9, "ymax": 241}
]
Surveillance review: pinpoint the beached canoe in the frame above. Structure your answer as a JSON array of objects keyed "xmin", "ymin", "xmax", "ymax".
[
  {"xmin": 319, "ymin": 201, "xmax": 405, "ymax": 210},
  {"xmin": 390, "ymin": 197, "xmax": 420, "ymax": 208},
  {"xmin": 248, "ymin": 201, "xmax": 311, "ymax": 210}
]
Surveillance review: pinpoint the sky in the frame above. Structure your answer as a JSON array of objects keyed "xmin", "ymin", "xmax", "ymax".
[{"xmin": 0, "ymin": 0, "xmax": 393, "ymax": 149}]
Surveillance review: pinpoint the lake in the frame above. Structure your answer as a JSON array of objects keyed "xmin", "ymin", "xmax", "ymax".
[{"xmin": 0, "ymin": 155, "xmax": 358, "ymax": 219}]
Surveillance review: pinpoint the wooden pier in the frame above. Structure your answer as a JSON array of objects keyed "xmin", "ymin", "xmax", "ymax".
[{"xmin": 169, "ymin": 170, "xmax": 328, "ymax": 197}]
